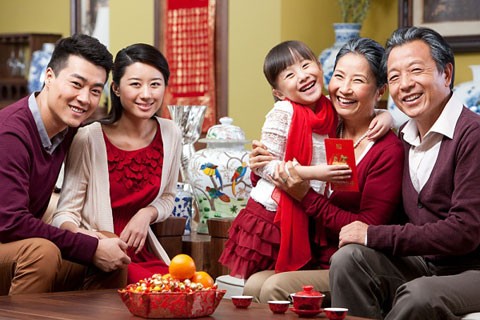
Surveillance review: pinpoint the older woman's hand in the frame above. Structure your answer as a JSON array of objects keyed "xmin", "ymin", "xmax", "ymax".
[
  {"xmin": 249, "ymin": 140, "xmax": 275, "ymax": 173},
  {"xmin": 271, "ymin": 161, "xmax": 310, "ymax": 202}
]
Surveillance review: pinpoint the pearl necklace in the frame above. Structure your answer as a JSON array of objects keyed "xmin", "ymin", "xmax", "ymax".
[{"xmin": 339, "ymin": 125, "xmax": 369, "ymax": 149}]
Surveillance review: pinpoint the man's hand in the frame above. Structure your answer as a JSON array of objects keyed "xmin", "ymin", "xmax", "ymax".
[
  {"xmin": 249, "ymin": 140, "xmax": 275, "ymax": 173},
  {"xmin": 339, "ymin": 221, "xmax": 369, "ymax": 248},
  {"xmin": 93, "ymin": 238, "xmax": 131, "ymax": 272}
]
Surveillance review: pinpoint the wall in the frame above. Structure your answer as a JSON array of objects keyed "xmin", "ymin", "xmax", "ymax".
[
  {"xmin": 0, "ymin": 0, "xmax": 479, "ymax": 140},
  {"xmin": 227, "ymin": 0, "xmax": 282, "ymax": 141}
]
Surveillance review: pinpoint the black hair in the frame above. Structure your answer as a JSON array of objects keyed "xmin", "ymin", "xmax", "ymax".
[
  {"xmin": 47, "ymin": 33, "xmax": 113, "ymax": 77},
  {"xmin": 263, "ymin": 40, "xmax": 319, "ymax": 89}
]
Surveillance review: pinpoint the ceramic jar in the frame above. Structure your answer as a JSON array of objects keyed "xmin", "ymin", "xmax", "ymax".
[
  {"xmin": 28, "ymin": 43, "xmax": 55, "ymax": 93},
  {"xmin": 318, "ymin": 23, "xmax": 361, "ymax": 89},
  {"xmin": 453, "ymin": 65, "xmax": 480, "ymax": 113},
  {"xmin": 291, "ymin": 285, "xmax": 325, "ymax": 311},
  {"xmin": 171, "ymin": 182, "xmax": 193, "ymax": 235},
  {"xmin": 187, "ymin": 117, "xmax": 252, "ymax": 234}
]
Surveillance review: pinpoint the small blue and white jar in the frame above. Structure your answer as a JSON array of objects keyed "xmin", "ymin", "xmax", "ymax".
[
  {"xmin": 171, "ymin": 182, "xmax": 193, "ymax": 235},
  {"xmin": 28, "ymin": 43, "xmax": 55, "ymax": 93},
  {"xmin": 453, "ymin": 65, "xmax": 480, "ymax": 114}
]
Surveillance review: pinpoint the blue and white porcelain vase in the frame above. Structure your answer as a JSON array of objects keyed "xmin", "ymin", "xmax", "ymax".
[
  {"xmin": 171, "ymin": 182, "xmax": 193, "ymax": 235},
  {"xmin": 28, "ymin": 43, "xmax": 55, "ymax": 93},
  {"xmin": 453, "ymin": 65, "xmax": 480, "ymax": 114},
  {"xmin": 319, "ymin": 23, "xmax": 361, "ymax": 89}
]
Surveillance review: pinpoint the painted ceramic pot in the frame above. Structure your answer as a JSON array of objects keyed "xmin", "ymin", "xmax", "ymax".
[
  {"xmin": 318, "ymin": 23, "xmax": 361, "ymax": 89},
  {"xmin": 188, "ymin": 117, "xmax": 252, "ymax": 234},
  {"xmin": 453, "ymin": 65, "xmax": 480, "ymax": 114}
]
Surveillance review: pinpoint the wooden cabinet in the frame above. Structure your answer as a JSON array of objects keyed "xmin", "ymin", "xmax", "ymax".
[{"xmin": 0, "ymin": 33, "xmax": 61, "ymax": 109}]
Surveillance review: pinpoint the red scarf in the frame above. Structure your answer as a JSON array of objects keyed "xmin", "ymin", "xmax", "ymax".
[{"xmin": 274, "ymin": 95, "xmax": 337, "ymax": 273}]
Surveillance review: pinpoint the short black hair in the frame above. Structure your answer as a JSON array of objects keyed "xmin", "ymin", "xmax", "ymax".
[{"xmin": 47, "ymin": 33, "xmax": 113, "ymax": 78}]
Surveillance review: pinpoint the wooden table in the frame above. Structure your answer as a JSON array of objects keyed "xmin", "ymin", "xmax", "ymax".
[{"xmin": 0, "ymin": 290, "xmax": 372, "ymax": 319}]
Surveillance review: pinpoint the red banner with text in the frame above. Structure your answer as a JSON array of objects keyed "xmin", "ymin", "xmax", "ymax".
[{"xmin": 160, "ymin": 0, "xmax": 216, "ymax": 132}]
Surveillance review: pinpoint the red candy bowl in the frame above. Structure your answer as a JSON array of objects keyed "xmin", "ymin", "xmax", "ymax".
[
  {"xmin": 268, "ymin": 300, "xmax": 290, "ymax": 314},
  {"xmin": 324, "ymin": 307, "xmax": 349, "ymax": 320},
  {"xmin": 291, "ymin": 285, "xmax": 325, "ymax": 311},
  {"xmin": 231, "ymin": 295, "xmax": 253, "ymax": 308},
  {"xmin": 118, "ymin": 289, "xmax": 226, "ymax": 318}
]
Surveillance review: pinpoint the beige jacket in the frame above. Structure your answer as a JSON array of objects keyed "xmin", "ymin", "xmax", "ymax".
[{"xmin": 52, "ymin": 118, "xmax": 182, "ymax": 264}]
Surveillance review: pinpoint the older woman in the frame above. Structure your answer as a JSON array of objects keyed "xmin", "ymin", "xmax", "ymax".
[{"xmin": 243, "ymin": 38, "xmax": 404, "ymax": 304}]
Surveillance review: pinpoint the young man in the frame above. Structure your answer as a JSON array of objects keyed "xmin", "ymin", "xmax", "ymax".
[
  {"xmin": 0, "ymin": 34, "xmax": 131, "ymax": 295},
  {"xmin": 329, "ymin": 27, "xmax": 480, "ymax": 319}
]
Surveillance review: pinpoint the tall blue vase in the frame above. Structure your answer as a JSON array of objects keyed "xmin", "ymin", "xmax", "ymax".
[
  {"xmin": 28, "ymin": 43, "xmax": 55, "ymax": 93},
  {"xmin": 318, "ymin": 23, "xmax": 361, "ymax": 89}
]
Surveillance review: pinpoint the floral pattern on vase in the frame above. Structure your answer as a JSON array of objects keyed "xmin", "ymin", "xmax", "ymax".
[
  {"xmin": 453, "ymin": 65, "xmax": 480, "ymax": 114},
  {"xmin": 319, "ymin": 23, "xmax": 361, "ymax": 89}
]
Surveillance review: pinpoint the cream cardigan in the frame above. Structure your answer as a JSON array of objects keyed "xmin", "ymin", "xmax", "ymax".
[{"xmin": 52, "ymin": 118, "xmax": 182, "ymax": 264}]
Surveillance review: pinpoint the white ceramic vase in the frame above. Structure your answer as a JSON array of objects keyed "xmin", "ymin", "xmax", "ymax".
[
  {"xmin": 188, "ymin": 117, "xmax": 252, "ymax": 234},
  {"xmin": 319, "ymin": 23, "xmax": 361, "ymax": 89},
  {"xmin": 453, "ymin": 65, "xmax": 480, "ymax": 113}
]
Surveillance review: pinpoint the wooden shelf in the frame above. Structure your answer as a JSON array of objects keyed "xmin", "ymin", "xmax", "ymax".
[{"xmin": 0, "ymin": 33, "xmax": 61, "ymax": 108}]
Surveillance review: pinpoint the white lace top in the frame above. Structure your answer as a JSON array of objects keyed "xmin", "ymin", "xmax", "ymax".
[{"xmin": 250, "ymin": 100, "xmax": 327, "ymax": 211}]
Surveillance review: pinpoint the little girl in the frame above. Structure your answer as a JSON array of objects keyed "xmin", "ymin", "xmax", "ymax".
[{"xmin": 219, "ymin": 40, "xmax": 391, "ymax": 279}]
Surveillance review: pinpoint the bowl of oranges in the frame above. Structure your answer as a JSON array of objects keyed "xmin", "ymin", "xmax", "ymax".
[{"xmin": 118, "ymin": 254, "xmax": 225, "ymax": 318}]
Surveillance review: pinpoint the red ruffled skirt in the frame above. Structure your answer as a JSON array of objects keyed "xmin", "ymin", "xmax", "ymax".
[{"xmin": 218, "ymin": 198, "xmax": 280, "ymax": 279}]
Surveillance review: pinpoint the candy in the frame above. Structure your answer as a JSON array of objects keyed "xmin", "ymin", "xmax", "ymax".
[{"xmin": 119, "ymin": 273, "xmax": 217, "ymax": 294}]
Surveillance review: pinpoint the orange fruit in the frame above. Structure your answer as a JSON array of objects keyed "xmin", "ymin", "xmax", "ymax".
[
  {"xmin": 191, "ymin": 271, "xmax": 214, "ymax": 288},
  {"xmin": 169, "ymin": 254, "xmax": 196, "ymax": 280}
]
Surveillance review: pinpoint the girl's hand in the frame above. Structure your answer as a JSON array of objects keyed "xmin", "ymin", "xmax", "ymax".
[
  {"xmin": 120, "ymin": 207, "xmax": 156, "ymax": 254},
  {"xmin": 249, "ymin": 140, "xmax": 275, "ymax": 172},
  {"xmin": 295, "ymin": 163, "xmax": 351, "ymax": 182},
  {"xmin": 368, "ymin": 110, "xmax": 393, "ymax": 140},
  {"xmin": 315, "ymin": 164, "xmax": 352, "ymax": 182}
]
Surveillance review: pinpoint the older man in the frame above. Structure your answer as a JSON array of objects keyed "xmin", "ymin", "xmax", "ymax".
[{"xmin": 329, "ymin": 26, "xmax": 480, "ymax": 319}]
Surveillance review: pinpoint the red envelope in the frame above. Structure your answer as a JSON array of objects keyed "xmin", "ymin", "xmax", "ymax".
[{"xmin": 324, "ymin": 138, "xmax": 359, "ymax": 192}]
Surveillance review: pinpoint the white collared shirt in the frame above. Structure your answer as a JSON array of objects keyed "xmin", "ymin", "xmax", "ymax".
[{"xmin": 401, "ymin": 93, "xmax": 463, "ymax": 192}]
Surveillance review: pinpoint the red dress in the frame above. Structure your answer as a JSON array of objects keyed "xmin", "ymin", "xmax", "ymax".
[{"xmin": 104, "ymin": 124, "xmax": 169, "ymax": 284}]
